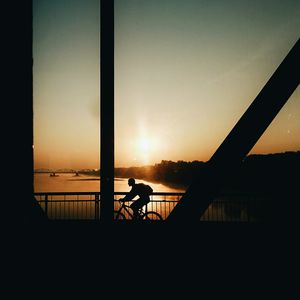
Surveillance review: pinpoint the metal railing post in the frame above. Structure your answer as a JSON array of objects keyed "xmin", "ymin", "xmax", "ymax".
[
  {"xmin": 44, "ymin": 194, "xmax": 48, "ymax": 218},
  {"xmin": 95, "ymin": 193, "xmax": 100, "ymax": 220}
]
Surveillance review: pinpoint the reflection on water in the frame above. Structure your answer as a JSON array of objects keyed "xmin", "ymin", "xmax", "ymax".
[
  {"xmin": 34, "ymin": 173, "xmax": 266, "ymax": 222},
  {"xmin": 34, "ymin": 173, "xmax": 184, "ymax": 220},
  {"xmin": 34, "ymin": 173, "xmax": 185, "ymax": 193},
  {"xmin": 34, "ymin": 174, "xmax": 264, "ymax": 222}
]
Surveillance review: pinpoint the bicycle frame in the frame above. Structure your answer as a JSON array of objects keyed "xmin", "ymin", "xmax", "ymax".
[
  {"xmin": 114, "ymin": 200, "xmax": 147, "ymax": 220},
  {"xmin": 114, "ymin": 199, "xmax": 164, "ymax": 221},
  {"xmin": 115, "ymin": 201, "xmax": 133, "ymax": 219}
]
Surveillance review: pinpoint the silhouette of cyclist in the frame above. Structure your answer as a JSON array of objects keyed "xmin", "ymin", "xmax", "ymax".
[{"xmin": 120, "ymin": 178, "xmax": 153, "ymax": 220}]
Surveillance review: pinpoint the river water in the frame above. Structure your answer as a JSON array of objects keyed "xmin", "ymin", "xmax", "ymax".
[
  {"xmin": 34, "ymin": 173, "xmax": 185, "ymax": 193},
  {"xmin": 34, "ymin": 173, "xmax": 254, "ymax": 222}
]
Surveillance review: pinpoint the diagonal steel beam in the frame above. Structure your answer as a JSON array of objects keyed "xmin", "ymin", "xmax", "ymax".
[{"xmin": 167, "ymin": 38, "xmax": 300, "ymax": 222}]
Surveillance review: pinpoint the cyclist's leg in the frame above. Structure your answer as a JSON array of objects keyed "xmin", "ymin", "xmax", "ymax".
[
  {"xmin": 130, "ymin": 200, "xmax": 140, "ymax": 220},
  {"xmin": 141, "ymin": 195, "xmax": 150, "ymax": 209},
  {"xmin": 130, "ymin": 198, "xmax": 146, "ymax": 220},
  {"xmin": 130, "ymin": 196, "xmax": 150, "ymax": 219}
]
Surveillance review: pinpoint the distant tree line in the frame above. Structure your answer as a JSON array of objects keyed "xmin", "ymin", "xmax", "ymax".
[
  {"xmin": 115, "ymin": 151, "xmax": 300, "ymax": 192},
  {"xmin": 115, "ymin": 160, "xmax": 205, "ymax": 188},
  {"xmin": 81, "ymin": 151, "xmax": 300, "ymax": 193},
  {"xmin": 230, "ymin": 151, "xmax": 300, "ymax": 194}
]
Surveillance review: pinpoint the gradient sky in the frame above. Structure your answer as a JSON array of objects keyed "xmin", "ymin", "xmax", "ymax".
[{"xmin": 33, "ymin": 0, "xmax": 300, "ymax": 169}]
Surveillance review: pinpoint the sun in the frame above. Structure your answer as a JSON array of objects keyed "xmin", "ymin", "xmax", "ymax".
[
  {"xmin": 138, "ymin": 138, "xmax": 151, "ymax": 152},
  {"xmin": 134, "ymin": 136, "xmax": 161, "ymax": 165}
]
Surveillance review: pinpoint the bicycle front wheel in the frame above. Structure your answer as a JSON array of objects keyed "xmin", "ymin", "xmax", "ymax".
[
  {"xmin": 114, "ymin": 211, "xmax": 126, "ymax": 220},
  {"xmin": 143, "ymin": 211, "xmax": 163, "ymax": 221}
]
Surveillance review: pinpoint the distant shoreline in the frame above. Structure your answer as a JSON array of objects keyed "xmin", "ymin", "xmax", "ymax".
[
  {"xmin": 34, "ymin": 172, "xmax": 186, "ymax": 190},
  {"xmin": 118, "ymin": 176, "xmax": 188, "ymax": 191},
  {"xmin": 34, "ymin": 151, "xmax": 299, "ymax": 192}
]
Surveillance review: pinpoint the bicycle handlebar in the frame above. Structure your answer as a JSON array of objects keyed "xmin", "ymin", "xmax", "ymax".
[{"xmin": 118, "ymin": 198, "xmax": 132, "ymax": 209}]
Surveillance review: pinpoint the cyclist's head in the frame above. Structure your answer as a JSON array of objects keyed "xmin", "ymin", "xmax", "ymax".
[{"xmin": 128, "ymin": 178, "xmax": 135, "ymax": 186}]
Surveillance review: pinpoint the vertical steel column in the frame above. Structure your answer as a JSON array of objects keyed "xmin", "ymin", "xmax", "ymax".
[{"xmin": 100, "ymin": 0, "xmax": 114, "ymax": 222}]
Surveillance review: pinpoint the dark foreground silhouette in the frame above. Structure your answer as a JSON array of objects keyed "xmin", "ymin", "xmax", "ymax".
[{"xmin": 31, "ymin": 197, "xmax": 48, "ymax": 222}]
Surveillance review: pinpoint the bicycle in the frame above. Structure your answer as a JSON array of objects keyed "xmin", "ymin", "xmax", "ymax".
[{"xmin": 114, "ymin": 198, "xmax": 163, "ymax": 221}]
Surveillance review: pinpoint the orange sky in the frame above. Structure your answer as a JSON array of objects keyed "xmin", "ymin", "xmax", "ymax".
[{"xmin": 33, "ymin": 0, "xmax": 300, "ymax": 170}]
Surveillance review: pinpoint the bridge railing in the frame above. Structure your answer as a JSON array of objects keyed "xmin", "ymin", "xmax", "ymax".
[{"xmin": 34, "ymin": 191, "xmax": 269, "ymax": 222}]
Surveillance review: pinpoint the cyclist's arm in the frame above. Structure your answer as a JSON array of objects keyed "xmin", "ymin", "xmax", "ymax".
[{"xmin": 122, "ymin": 189, "xmax": 136, "ymax": 202}]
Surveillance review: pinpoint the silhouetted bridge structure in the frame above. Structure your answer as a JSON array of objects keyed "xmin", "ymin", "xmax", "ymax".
[
  {"xmin": 34, "ymin": 192, "xmax": 268, "ymax": 222},
  {"xmin": 26, "ymin": 2, "xmax": 299, "ymax": 224}
]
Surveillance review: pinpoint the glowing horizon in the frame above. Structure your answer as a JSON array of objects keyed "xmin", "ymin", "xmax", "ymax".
[{"xmin": 33, "ymin": 0, "xmax": 300, "ymax": 170}]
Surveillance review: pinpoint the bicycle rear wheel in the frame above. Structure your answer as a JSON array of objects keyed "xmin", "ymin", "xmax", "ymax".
[
  {"xmin": 143, "ymin": 211, "xmax": 163, "ymax": 221},
  {"xmin": 114, "ymin": 211, "xmax": 126, "ymax": 220}
]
